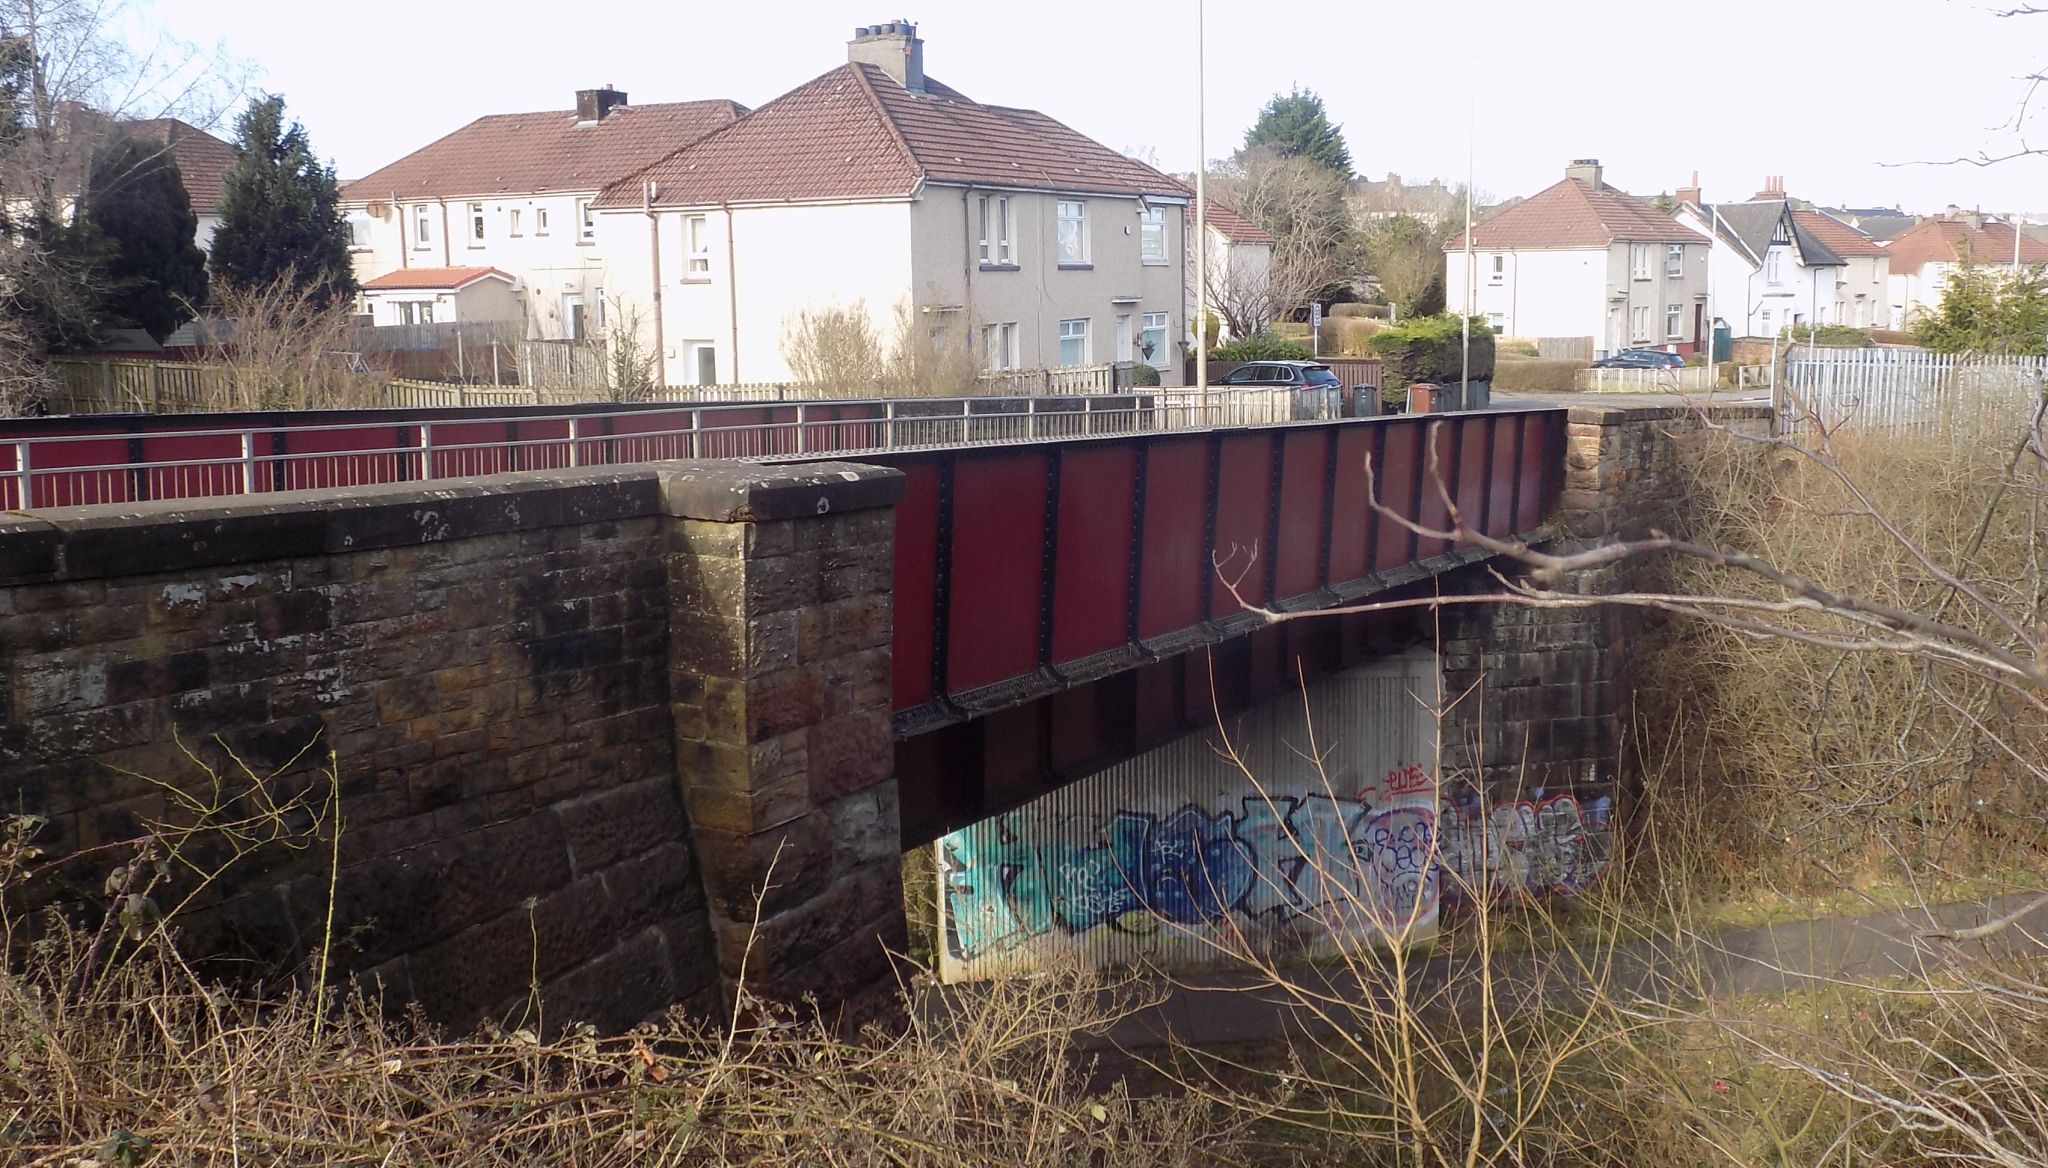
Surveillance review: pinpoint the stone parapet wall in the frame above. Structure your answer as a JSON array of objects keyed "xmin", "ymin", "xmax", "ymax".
[{"xmin": 1, "ymin": 460, "xmax": 907, "ymax": 1029}]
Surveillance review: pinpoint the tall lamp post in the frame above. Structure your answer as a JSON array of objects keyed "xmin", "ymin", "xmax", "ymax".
[{"xmin": 1194, "ymin": 0, "xmax": 1207, "ymax": 394}]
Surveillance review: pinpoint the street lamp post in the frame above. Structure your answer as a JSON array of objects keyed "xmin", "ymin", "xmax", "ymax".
[{"xmin": 1194, "ymin": 0, "xmax": 1207, "ymax": 395}]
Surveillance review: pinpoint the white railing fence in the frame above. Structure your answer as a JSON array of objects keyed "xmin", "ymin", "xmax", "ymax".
[
  {"xmin": 1777, "ymin": 347, "xmax": 2048, "ymax": 434},
  {"xmin": 1574, "ymin": 365, "xmax": 1720, "ymax": 393}
]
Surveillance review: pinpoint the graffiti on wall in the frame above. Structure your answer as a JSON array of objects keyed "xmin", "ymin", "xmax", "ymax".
[{"xmin": 939, "ymin": 769, "xmax": 1613, "ymax": 969}]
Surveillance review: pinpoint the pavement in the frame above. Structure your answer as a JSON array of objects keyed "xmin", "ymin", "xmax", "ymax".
[{"xmin": 918, "ymin": 893, "xmax": 2048, "ymax": 1056}]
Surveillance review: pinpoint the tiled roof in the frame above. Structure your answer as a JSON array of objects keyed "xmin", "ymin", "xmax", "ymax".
[
  {"xmin": 1883, "ymin": 216, "xmax": 2048, "ymax": 272},
  {"xmin": 1190, "ymin": 202, "xmax": 1275, "ymax": 245},
  {"xmin": 1697, "ymin": 200, "xmax": 1844, "ymax": 267},
  {"xmin": 595, "ymin": 63, "xmax": 1186, "ymax": 209},
  {"xmin": 341, "ymin": 99, "xmax": 746, "ymax": 201},
  {"xmin": 24, "ymin": 105, "xmax": 237, "ymax": 214},
  {"xmin": 361, "ymin": 266, "xmax": 514, "ymax": 291},
  {"xmin": 121, "ymin": 118, "xmax": 235, "ymax": 213},
  {"xmin": 1443, "ymin": 177, "xmax": 1706, "ymax": 250},
  {"xmin": 1792, "ymin": 208, "xmax": 1885, "ymax": 257}
]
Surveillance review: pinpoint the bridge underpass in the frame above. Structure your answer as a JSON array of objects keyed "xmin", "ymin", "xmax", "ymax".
[{"xmin": 1, "ymin": 397, "xmax": 1744, "ymax": 1023}]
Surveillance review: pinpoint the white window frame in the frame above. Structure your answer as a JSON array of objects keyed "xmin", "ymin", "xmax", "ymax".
[
  {"xmin": 1140, "ymin": 206, "xmax": 1167, "ymax": 265},
  {"xmin": 981, "ymin": 322, "xmax": 1018, "ymax": 371},
  {"xmin": 595, "ymin": 287, "xmax": 607, "ymax": 333},
  {"xmin": 1630, "ymin": 305, "xmax": 1649, "ymax": 341},
  {"xmin": 1487, "ymin": 311, "xmax": 1508, "ymax": 333},
  {"xmin": 413, "ymin": 204, "xmax": 432, "ymax": 249},
  {"xmin": 978, "ymin": 196, "xmax": 1013, "ymax": 266},
  {"xmin": 1056, "ymin": 200, "xmax": 1088, "ymax": 265},
  {"xmin": 345, "ymin": 212, "xmax": 373, "ymax": 251},
  {"xmin": 1665, "ymin": 304, "xmax": 1682, "ymax": 339},
  {"xmin": 468, "ymin": 202, "xmax": 485, "ymax": 246},
  {"xmin": 1665, "ymin": 244, "xmax": 1683, "ymax": 277},
  {"xmin": 1140, "ymin": 311, "xmax": 1169, "ymax": 369},
  {"xmin": 577, "ymin": 199, "xmax": 595, "ymax": 242},
  {"xmin": 684, "ymin": 215, "xmax": 710, "ymax": 276},
  {"xmin": 684, "ymin": 340, "xmax": 717, "ymax": 386},
  {"xmin": 1489, "ymin": 254, "xmax": 1504, "ymax": 284},
  {"xmin": 508, "ymin": 208, "xmax": 523, "ymax": 237},
  {"xmin": 1630, "ymin": 243, "xmax": 1651, "ymax": 280},
  {"xmin": 1058, "ymin": 317, "xmax": 1090, "ymax": 366},
  {"xmin": 1760, "ymin": 307, "xmax": 1775, "ymax": 335},
  {"xmin": 535, "ymin": 206, "xmax": 551, "ymax": 236},
  {"xmin": 1765, "ymin": 250, "xmax": 1782, "ymax": 284}
]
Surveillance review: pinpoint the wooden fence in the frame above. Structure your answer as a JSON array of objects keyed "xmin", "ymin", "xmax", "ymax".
[
  {"xmin": 39, "ymin": 358, "xmax": 1179, "ymax": 415},
  {"xmin": 1778, "ymin": 347, "xmax": 2048, "ymax": 433},
  {"xmin": 47, "ymin": 359, "xmax": 236, "ymax": 413},
  {"xmin": 1187, "ymin": 358, "xmax": 1384, "ymax": 388},
  {"xmin": 1536, "ymin": 337, "xmax": 1596, "ymax": 361}
]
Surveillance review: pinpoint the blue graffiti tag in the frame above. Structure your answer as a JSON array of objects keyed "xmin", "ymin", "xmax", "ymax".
[
  {"xmin": 1052, "ymin": 806, "xmax": 1256, "ymax": 932},
  {"xmin": 939, "ymin": 774, "xmax": 1616, "ymax": 965}
]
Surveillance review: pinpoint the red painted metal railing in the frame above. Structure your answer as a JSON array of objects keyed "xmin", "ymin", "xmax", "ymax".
[{"xmin": 859, "ymin": 408, "xmax": 1569, "ymax": 727}]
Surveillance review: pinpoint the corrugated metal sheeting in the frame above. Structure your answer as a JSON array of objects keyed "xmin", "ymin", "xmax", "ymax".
[{"xmin": 937, "ymin": 652, "xmax": 1443, "ymax": 982}]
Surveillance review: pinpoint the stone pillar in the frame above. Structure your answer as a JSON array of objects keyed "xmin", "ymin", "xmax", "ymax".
[
  {"xmin": 1438, "ymin": 402, "xmax": 1773, "ymax": 800},
  {"xmin": 658, "ymin": 461, "xmax": 908, "ymax": 1014}
]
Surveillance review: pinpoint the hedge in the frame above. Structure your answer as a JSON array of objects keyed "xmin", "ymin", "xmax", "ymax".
[
  {"xmin": 1208, "ymin": 334, "xmax": 1313, "ymax": 362},
  {"xmin": 1492, "ymin": 354, "xmax": 1587, "ymax": 392},
  {"xmin": 1317, "ymin": 316, "xmax": 1383, "ymax": 356},
  {"xmin": 1330, "ymin": 303, "xmax": 1390, "ymax": 320},
  {"xmin": 1364, "ymin": 313, "xmax": 1496, "ymax": 386}
]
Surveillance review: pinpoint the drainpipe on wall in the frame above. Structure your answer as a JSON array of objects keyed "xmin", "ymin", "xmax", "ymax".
[
  {"xmin": 645, "ymin": 180, "xmax": 666, "ymax": 387},
  {"xmin": 962, "ymin": 187, "xmax": 975, "ymax": 369},
  {"xmin": 724, "ymin": 205, "xmax": 739, "ymax": 382},
  {"xmin": 395, "ymin": 191, "xmax": 407, "ymax": 270},
  {"xmin": 439, "ymin": 199, "xmax": 452, "ymax": 267}
]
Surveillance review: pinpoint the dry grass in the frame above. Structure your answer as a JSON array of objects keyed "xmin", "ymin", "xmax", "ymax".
[{"xmin": 1646, "ymin": 403, "xmax": 2048, "ymax": 891}]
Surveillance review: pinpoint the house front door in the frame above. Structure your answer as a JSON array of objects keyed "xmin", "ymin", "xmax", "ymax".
[
  {"xmin": 1115, "ymin": 314, "xmax": 1132, "ymax": 363},
  {"xmin": 562, "ymin": 294, "xmax": 586, "ymax": 342}
]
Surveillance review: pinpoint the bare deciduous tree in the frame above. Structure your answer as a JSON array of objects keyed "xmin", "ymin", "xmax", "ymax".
[{"xmin": 1208, "ymin": 147, "xmax": 1357, "ymax": 325}]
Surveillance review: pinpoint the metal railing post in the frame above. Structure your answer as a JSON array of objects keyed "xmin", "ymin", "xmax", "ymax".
[
  {"xmin": 418, "ymin": 422, "xmax": 434, "ymax": 480},
  {"xmin": 11, "ymin": 439, "xmax": 28, "ymax": 509},
  {"xmin": 795, "ymin": 403, "xmax": 807, "ymax": 454},
  {"xmin": 1027, "ymin": 397, "xmax": 1037, "ymax": 440},
  {"xmin": 567, "ymin": 416, "xmax": 581, "ymax": 467},
  {"xmin": 884, "ymin": 400, "xmax": 896, "ymax": 450},
  {"xmin": 690, "ymin": 409, "xmax": 702, "ymax": 459},
  {"xmin": 239, "ymin": 430, "xmax": 258, "ymax": 495}
]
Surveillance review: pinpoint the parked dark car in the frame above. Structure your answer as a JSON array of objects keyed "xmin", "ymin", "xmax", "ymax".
[
  {"xmin": 1216, "ymin": 360, "xmax": 1343, "ymax": 389},
  {"xmin": 1591, "ymin": 348, "xmax": 1685, "ymax": 370}
]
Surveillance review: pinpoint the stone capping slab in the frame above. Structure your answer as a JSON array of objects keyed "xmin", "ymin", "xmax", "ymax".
[
  {"xmin": 656, "ymin": 461, "xmax": 904, "ymax": 523},
  {"xmin": 1563, "ymin": 401, "xmax": 1774, "ymax": 425},
  {"xmin": 3, "ymin": 466, "xmax": 666, "ymax": 585}
]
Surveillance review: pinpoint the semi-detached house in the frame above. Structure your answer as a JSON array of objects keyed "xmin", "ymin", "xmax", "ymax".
[
  {"xmin": 339, "ymin": 92, "xmax": 744, "ymax": 339},
  {"xmin": 591, "ymin": 21, "xmax": 1190, "ymax": 387},
  {"xmin": 1444, "ymin": 160, "xmax": 1711, "ymax": 356}
]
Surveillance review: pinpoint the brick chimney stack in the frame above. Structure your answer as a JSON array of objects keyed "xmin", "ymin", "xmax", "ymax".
[
  {"xmin": 1676, "ymin": 169, "xmax": 1702, "ymax": 207},
  {"xmin": 1565, "ymin": 159, "xmax": 1603, "ymax": 188},
  {"xmin": 575, "ymin": 85, "xmax": 629, "ymax": 123},
  {"xmin": 849, "ymin": 20, "xmax": 925, "ymax": 93}
]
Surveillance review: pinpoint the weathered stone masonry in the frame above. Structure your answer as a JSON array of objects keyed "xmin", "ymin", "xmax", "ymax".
[
  {"xmin": 0, "ymin": 460, "xmax": 907, "ymax": 1029},
  {"xmin": 1437, "ymin": 401, "xmax": 1773, "ymax": 798}
]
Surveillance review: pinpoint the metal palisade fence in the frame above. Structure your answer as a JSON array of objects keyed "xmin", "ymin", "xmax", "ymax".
[{"xmin": 1778, "ymin": 347, "xmax": 2048, "ymax": 434}]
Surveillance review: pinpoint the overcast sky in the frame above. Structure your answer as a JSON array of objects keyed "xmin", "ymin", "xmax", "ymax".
[{"xmin": 155, "ymin": 0, "xmax": 2046, "ymax": 214}]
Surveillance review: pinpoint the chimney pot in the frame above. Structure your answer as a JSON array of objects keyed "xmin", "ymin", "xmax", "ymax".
[
  {"xmin": 1564, "ymin": 158, "xmax": 1603, "ymax": 188},
  {"xmin": 848, "ymin": 18, "xmax": 925, "ymax": 92}
]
